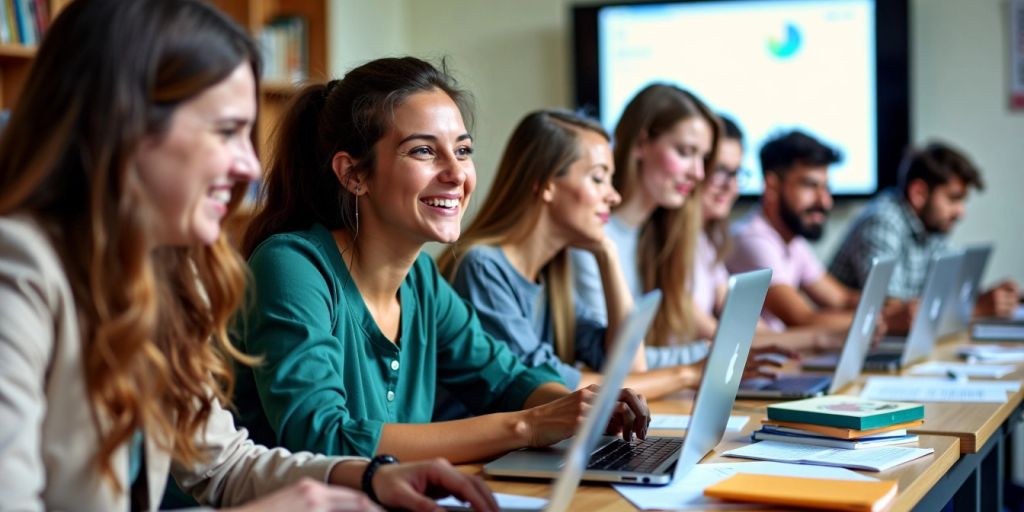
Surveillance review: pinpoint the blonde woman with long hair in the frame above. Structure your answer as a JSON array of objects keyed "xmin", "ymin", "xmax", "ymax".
[
  {"xmin": 572, "ymin": 84, "xmax": 719, "ymax": 367},
  {"xmin": 436, "ymin": 110, "xmax": 702, "ymax": 419}
]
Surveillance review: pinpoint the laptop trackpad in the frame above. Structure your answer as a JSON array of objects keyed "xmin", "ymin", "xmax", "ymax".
[{"xmin": 484, "ymin": 436, "xmax": 618, "ymax": 475}]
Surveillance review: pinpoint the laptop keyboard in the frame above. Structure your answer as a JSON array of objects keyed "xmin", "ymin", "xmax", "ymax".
[{"xmin": 586, "ymin": 437, "xmax": 682, "ymax": 473}]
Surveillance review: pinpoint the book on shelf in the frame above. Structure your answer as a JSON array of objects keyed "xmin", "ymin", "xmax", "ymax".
[
  {"xmin": 767, "ymin": 395, "xmax": 924, "ymax": 430},
  {"xmin": 704, "ymin": 473, "xmax": 898, "ymax": 512},
  {"xmin": 761, "ymin": 418, "xmax": 925, "ymax": 439},
  {"xmin": 0, "ymin": 0, "xmax": 47, "ymax": 46},
  {"xmin": 260, "ymin": 15, "xmax": 308, "ymax": 84},
  {"xmin": 751, "ymin": 426, "xmax": 919, "ymax": 450}
]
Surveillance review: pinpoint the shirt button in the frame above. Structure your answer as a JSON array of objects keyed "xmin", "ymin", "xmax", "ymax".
[
  {"xmin": 390, "ymin": 360, "xmax": 400, "ymax": 371},
  {"xmin": 386, "ymin": 390, "xmax": 395, "ymax": 402}
]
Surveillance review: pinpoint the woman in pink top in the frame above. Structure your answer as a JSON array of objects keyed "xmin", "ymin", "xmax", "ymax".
[{"xmin": 692, "ymin": 115, "xmax": 744, "ymax": 339}]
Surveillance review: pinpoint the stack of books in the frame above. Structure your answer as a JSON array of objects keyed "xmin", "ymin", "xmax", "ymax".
[
  {"xmin": 723, "ymin": 395, "xmax": 933, "ymax": 472},
  {"xmin": 754, "ymin": 395, "xmax": 925, "ymax": 449}
]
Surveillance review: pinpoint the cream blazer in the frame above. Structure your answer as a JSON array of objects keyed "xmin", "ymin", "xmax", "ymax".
[{"xmin": 0, "ymin": 215, "xmax": 362, "ymax": 511}]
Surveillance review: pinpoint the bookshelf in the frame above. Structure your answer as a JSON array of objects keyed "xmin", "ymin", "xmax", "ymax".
[
  {"xmin": 0, "ymin": 0, "xmax": 71, "ymax": 109},
  {"xmin": 207, "ymin": 0, "xmax": 329, "ymax": 158}
]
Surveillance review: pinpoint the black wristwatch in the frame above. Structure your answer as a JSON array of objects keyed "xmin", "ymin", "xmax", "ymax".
[{"xmin": 361, "ymin": 454, "xmax": 399, "ymax": 504}]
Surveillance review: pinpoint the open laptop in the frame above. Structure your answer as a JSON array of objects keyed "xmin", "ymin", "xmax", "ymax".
[
  {"xmin": 738, "ymin": 257, "xmax": 896, "ymax": 399},
  {"xmin": 936, "ymin": 244, "xmax": 992, "ymax": 337},
  {"xmin": 484, "ymin": 269, "xmax": 770, "ymax": 487},
  {"xmin": 862, "ymin": 250, "xmax": 965, "ymax": 371}
]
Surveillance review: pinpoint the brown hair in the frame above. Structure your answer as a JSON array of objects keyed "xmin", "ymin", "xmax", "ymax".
[
  {"xmin": 898, "ymin": 142, "xmax": 984, "ymax": 195},
  {"xmin": 242, "ymin": 57, "xmax": 473, "ymax": 257},
  {"xmin": 0, "ymin": 0, "xmax": 259, "ymax": 490},
  {"xmin": 438, "ymin": 109, "xmax": 609, "ymax": 363},
  {"xmin": 612, "ymin": 84, "xmax": 720, "ymax": 345}
]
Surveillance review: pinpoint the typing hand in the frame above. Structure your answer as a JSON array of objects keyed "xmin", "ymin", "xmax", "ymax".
[
  {"xmin": 975, "ymin": 280, "xmax": 1020, "ymax": 318},
  {"xmin": 519, "ymin": 385, "xmax": 601, "ymax": 448},
  {"xmin": 744, "ymin": 345, "xmax": 799, "ymax": 379},
  {"xmin": 603, "ymin": 388, "xmax": 650, "ymax": 442}
]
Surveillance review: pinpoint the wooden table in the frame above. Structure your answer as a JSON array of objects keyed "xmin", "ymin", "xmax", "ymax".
[{"xmin": 462, "ymin": 399, "xmax": 961, "ymax": 511}]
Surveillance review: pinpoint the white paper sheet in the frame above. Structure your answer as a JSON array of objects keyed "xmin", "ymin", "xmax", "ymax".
[
  {"xmin": 438, "ymin": 492, "xmax": 548, "ymax": 511},
  {"xmin": 908, "ymin": 361, "xmax": 1015, "ymax": 378},
  {"xmin": 860, "ymin": 376, "xmax": 1016, "ymax": 403},
  {"xmin": 958, "ymin": 344, "xmax": 1024, "ymax": 363},
  {"xmin": 612, "ymin": 460, "xmax": 875, "ymax": 510},
  {"xmin": 722, "ymin": 440, "xmax": 933, "ymax": 472},
  {"xmin": 650, "ymin": 414, "xmax": 749, "ymax": 432}
]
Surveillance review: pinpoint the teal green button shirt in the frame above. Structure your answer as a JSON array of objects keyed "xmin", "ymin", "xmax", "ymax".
[{"xmin": 232, "ymin": 224, "xmax": 562, "ymax": 457}]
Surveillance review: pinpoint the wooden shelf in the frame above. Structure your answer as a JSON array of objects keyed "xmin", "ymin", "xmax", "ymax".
[
  {"xmin": 0, "ymin": 44, "xmax": 37, "ymax": 60},
  {"xmin": 0, "ymin": 1, "xmax": 71, "ymax": 108},
  {"xmin": 261, "ymin": 80, "xmax": 301, "ymax": 97}
]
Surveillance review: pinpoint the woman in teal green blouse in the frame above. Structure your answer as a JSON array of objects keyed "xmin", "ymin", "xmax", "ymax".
[{"xmin": 232, "ymin": 57, "xmax": 649, "ymax": 463}]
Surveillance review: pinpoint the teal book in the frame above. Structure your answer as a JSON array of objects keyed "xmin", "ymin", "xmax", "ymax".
[{"xmin": 766, "ymin": 396, "xmax": 924, "ymax": 430}]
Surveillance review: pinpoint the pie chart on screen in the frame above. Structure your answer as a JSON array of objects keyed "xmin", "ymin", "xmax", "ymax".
[{"xmin": 768, "ymin": 22, "xmax": 802, "ymax": 58}]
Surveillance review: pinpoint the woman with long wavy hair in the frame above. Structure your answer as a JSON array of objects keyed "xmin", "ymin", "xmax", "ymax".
[
  {"xmin": 435, "ymin": 109, "xmax": 703, "ymax": 420},
  {"xmin": 571, "ymin": 84, "xmax": 720, "ymax": 367},
  {"xmin": 0, "ymin": 1, "xmax": 497, "ymax": 510}
]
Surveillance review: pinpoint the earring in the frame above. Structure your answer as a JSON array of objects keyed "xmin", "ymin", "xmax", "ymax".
[{"xmin": 353, "ymin": 192, "xmax": 360, "ymax": 241}]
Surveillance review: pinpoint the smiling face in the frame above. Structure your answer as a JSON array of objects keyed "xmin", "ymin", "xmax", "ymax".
[
  {"xmin": 634, "ymin": 116, "xmax": 712, "ymax": 210},
  {"xmin": 547, "ymin": 129, "xmax": 620, "ymax": 246},
  {"xmin": 134, "ymin": 63, "xmax": 259, "ymax": 246},
  {"xmin": 701, "ymin": 137, "xmax": 742, "ymax": 221},
  {"xmin": 361, "ymin": 88, "xmax": 475, "ymax": 245}
]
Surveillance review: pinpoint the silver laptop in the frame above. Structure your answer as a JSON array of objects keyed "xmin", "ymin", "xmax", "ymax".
[
  {"xmin": 447, "ymin": 295, "xmax": 661, "ymax": 512},
  {"xmin": 863, "ymin": 250, "xmax": 965, "ymax": 371},
  {"xmin": 484, "ymin": 269, "xmax": 770, "ymax": 486},
  {"xmin": 738, "ymin": 257, "xmax": 896, "ymax": 398},
  {"xmin": 936, "ymin": 244, "xmax": 992, "ymax": 337}
]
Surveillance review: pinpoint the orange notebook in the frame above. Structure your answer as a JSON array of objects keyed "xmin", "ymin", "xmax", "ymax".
[
  {"xmin": 704, "ymin": 473, "xmax": 898, "ymax": 512},
  {"xmin": 760, "ymin": 418, "xmax": 925, "ymax": 439}
]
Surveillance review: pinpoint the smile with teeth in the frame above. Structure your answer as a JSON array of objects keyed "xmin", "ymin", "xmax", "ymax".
[
  {"xmin": 209, "ymin": 188, "xmax": 232, "ymax": 205},
  {"xmin": 421, "ymin": 197, "xmax": 459, "ymax": 209}
]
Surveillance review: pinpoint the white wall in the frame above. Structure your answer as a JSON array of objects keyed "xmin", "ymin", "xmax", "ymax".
[
  {"xmin": 328, "ymin": 0, "xmax": 1024, "ymax": 285},
  {"xmin": 327, "ymin": 0, "xmax": 407, "ymax": 75}
]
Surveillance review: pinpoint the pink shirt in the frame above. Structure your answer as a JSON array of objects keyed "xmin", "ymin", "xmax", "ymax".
[
  {"xmin": 726, "ymin": 209, "xmax": 825, "ymax": 330},
  {"xmin": 693, "ymin": 231, "xmax": 729, "ymax": 316}
]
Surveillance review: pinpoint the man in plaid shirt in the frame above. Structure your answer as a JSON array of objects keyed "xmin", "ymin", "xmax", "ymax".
[{"xmin": 830, "ymin": 142, "xmax": 1018, "ymax": 322}]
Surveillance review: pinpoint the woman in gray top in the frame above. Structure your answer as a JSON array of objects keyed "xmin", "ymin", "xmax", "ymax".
[{"xmin": 437, "ymin": 110, "xmax": 703, "ymax": 420}]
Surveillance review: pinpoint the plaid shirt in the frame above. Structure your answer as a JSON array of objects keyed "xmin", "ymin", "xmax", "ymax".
[{"xmin": 829, "ymin": 188, "xmax": 947, "ymax": 300}]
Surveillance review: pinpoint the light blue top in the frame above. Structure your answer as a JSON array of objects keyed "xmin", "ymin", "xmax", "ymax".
[
  {"xmin": 571, "ymin": 215, "xmax": 709, "ymax": 368},
  {"xmin": 448, "ymin": 246, "xmax": 607, "ymax": 385}
]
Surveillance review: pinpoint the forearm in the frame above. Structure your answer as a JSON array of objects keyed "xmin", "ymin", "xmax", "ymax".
[
  {"xmin": 753, "ymin": 326, "xmax": 844, "ymax": 353},
  {"xmin": 376, "ymin": 413, "xmax": 530, "ymax": 464},
  {"xmin": 578, "ymin": 365, "xmax": 698, "ymax": 401},
  {"xmin": 328, "ymin": 459, "xmax": 370, "ymax": 489},
  {"xmin": 521, "ymin": 381, "xmax": 572, "ymax": 409},
  {"xmin": 785, "ymin": 310, "xmax": 853, "ymax": 331}
]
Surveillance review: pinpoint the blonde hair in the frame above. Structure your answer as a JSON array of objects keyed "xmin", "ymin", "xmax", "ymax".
[
  {"xmin": 612, "ymin": 84, "xmax": 720, "ymax": 345},
  {"xmin": 438, "ymin": 109, "xmax": 609, "ymax": 363}
]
